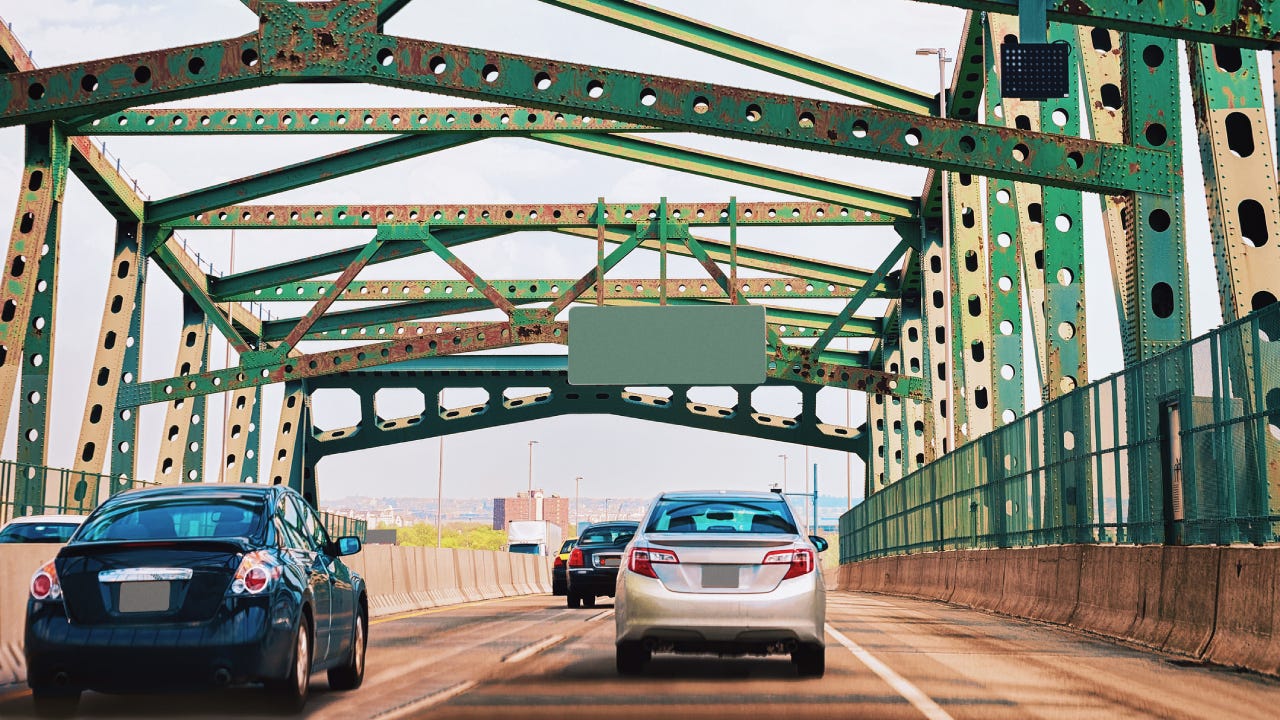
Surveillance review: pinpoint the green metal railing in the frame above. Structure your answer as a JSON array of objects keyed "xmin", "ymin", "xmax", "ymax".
[
  {"xmin": 1, "ymin": 460, "xmax": 366, "ymax": 541},
  {"xmin": 841, "ymin": 304, "xmax": 1280, "ymax": 563},
  {"xmin": 0, "ymin": 461, "xmax": 156, "ymax": 525}
]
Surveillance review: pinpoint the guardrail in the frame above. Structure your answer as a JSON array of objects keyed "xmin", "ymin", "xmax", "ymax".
[
  {"xmin": 841, "ymin": 303, "xmax": 1280, "ymax": 562},
  {"xmin": 319, "ymin": 511, "xmax": 367, "ymax": 542}
]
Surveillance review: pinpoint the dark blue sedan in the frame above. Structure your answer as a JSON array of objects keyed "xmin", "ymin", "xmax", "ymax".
[{"xmin": 25, "ymin": 484, "xmax": 367, "ymax": 716}]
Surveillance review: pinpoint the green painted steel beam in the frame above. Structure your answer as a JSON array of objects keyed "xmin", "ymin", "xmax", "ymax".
[
  {"xmin": 73, "ymin": 106, "xmax": 652, "ymax": 135},
  {"xmin": 536, "ymin": 0, "xmax": 934, "ymax": 113},
  {"xmin": 530, "ymin": 133, "xmax": 916, "ymax": 217},
  {"xmin": 0, "ymin": 11, "xmax": 1172, "ymax": 193},
  {"xmin": 167, "ymin": 200, "xmax": 898, "ymax": 230},
  {"xmin": 146, "ymin": 133, "xmax": 482, "ymax": 224},
  {"xmin": 150, "ymin": 231, "xmax": 260, "ymax": 351},
  {"xmin": 811, "ymin": 235, "xmax": 911, "ymax": 356},
  {"xmin": 377, "ymin": 0, "xmax": 414, "ymax": 28},
  {"xmin": 909, "ymin": 0, "xmax": 1280, "ymax": 49},
  {"xmin": 209, "ymin": 227, "xmax": 509, "ymax": 298},
  {"xmin": 558, "ymin": 226, "xmax": 900, "ymax": 291},
  {"xmin": 219, "ymin": 275, "xmax": 886, "ymax": 304}
]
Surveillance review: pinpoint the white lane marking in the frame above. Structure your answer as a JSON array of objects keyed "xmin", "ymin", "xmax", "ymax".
[
  {"xmin": 502, "ymin": 634, "xmax": 566, "ymax": 663},
  {"xmin": 371, "ymin": 680, "xmax": 477, "ymax": 720},
  {"xmin": 585, "ymin": 609, "xmax": 614, "ymax": 622},
  {"xmin": 825, "ymin": 623, "xmax": 955, "ymax": 720}
]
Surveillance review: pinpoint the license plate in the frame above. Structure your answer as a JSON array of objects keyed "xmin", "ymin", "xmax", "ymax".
[
  {"xmin": 118, "ymin": 581, "xmax": 170, "ymax": 612},
  {"xmin": 600, "ymin": 557, "xmax": 620, "ymax": 567},
  {"xmin": 702, "ymin": 565, "xmax": 740, "ymax": 589}
]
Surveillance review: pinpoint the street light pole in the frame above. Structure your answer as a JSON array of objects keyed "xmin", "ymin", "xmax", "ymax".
[
  {"xmin": 527, "ymin": 440, "xmax": 539, "ymax": 498},
  {"xmin": 916, "ymin": 46, "xmax": 955, "ymax": 455},
  {"xmin": 436, "ymin": 435, "xmax": 444, "ymax": 548},
  {"xmin": 574, "ymin": 475, "xmax": 582, "ymax": 532},
  {"xmin": 777, "ymin": 453, "xmax": 788, "ymax": 494}
]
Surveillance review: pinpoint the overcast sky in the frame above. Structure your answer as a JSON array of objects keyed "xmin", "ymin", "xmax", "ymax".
[{"xmin": 0, "ymin": 1, "xmax": 1261, "ymax": 505}]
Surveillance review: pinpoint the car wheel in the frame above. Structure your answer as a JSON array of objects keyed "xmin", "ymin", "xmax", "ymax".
[
  {"xmin": 567, "ymin": 593, "xmax": 581, "ymax": 609},
  {"xmin": 582, "ymin": 594, "xmax": 597, "ymax": 609},
  {"xmin": 792, "ymin": 643, "xmax": 825, "ymax": 678},
  {"xmin": 615, "ymin": 641, "xmax": 649, "ymax": 675},
  {"xmin": 327, "ymin": 611, "xmax": 366, "ymax": 690},
  {"xmin": 268, "ymin": 615, "xmax": 312, "ymax": 713},
  {"xmin": 31, "ymin": 688, "xmax": 80, "ymax": 718}
]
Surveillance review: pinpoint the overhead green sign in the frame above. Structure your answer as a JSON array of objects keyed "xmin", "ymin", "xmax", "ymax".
[{"xmin": 568, "ymin": 306, "xmax": 767, "ymax": 385}]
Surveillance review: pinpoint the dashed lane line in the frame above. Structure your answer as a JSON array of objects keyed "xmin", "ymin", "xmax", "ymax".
[
  {"xmin": 369, "ymin": 680, "xmax": 478, "ymax": 720},
  {"xmin": 825, "ymin": 623, "xmax": 955, "ymax": 720},
  {"xmin": 585, "ymin": 609, "xmax": 614, "ymax": 622},
  {"xmin": 501, "ymin": 634, "xmax": 566, "ymax": 664}
]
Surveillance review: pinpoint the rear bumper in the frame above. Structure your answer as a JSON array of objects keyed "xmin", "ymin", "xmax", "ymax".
[
  {"xmin": 25, "ymin": 596, "xmax": 297, "ymax": 691},
  {"xmin": 616, "ymin": 570, "xmax": 824, "ymax": 651},
  {"xmin": 567, "ymin": 567, "xmax": 620, "ymax": 597},
  {"xmin": 552, "ymin": 566, "xmax": 568, "ymax": 595}
]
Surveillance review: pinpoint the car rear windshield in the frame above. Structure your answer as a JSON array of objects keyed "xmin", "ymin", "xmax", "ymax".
[
  {"xmin": 578, "ymin": 525, "xmax": 637, "ymax": 545},
  {"xmin": 0, "ymin": 522, "xmax": 80, "ymax": 543},
  {"xmin": 644, "ymin": 498, "xmax": 798, "ymax": 534},
  {"xmin": 76, "ymin": 496, "xmax": 267, "ymax": 542},
  {"xmin": 559, "ymin": 539, "xmax": 576, "ymax": 553}
]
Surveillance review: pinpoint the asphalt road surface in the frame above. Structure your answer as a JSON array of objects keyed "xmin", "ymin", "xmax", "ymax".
[{"xmin": 2, "ymin": 591, "xmax": 1278, "ymax": 719}]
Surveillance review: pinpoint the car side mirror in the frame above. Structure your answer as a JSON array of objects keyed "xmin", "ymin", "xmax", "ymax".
[
  {"xmin": 809, "ymin": 535, "xmax": 829, "ymax": 553},
  {"xmin": 332, "ymin": 536, "xmax": 362, "ymax": 556}
]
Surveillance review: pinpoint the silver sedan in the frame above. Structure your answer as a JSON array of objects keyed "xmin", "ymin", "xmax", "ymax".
[{"xmin": 614, "ymin": 490, "xmax": 827, "ymax": 677}]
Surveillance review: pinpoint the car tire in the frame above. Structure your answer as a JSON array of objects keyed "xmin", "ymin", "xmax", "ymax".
[
  {"xmin": 567, "ymin": 593, "xmax": 581, "ymax": 609},
  {"xmin": 327, "ymin": 610, "xmax": 366, "ymax": 691},
  {"xmin": 615, "ymin": 642, "xmax": 649, "ymax": 675},
  {"xmin": 792, "ymin": 643, "xmax": 825, "ymax": 678},
  {"xmin": 268, "ymin": 614, "xmax": 312, "ymax": 714},
  {"xmin": 582, "ymin": 594, "xmax": 597, "ymax": 609},
  {"xmin": 31, "ymin": 688, "xmax": 80, "ymax": 718}
]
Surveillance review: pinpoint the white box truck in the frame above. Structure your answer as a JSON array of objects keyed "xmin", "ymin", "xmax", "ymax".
[{"xmin": 506, "ymin": 520, "xmax": 563, "ymax": 557}]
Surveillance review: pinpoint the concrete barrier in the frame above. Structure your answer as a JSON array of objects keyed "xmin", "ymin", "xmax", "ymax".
[
  {"xmin": 1205, "ymin": 546, "xmax": 1280, "ymax": 676},
  {"xmin": 837, "ymin": 544, "xmax": 1280, "ymax": 679},
  {"xmin": 474, "ymin": 549, "xmax": 503, "ymax": 599},
  {"xmin": 495, "ymin": 553, "xmax": 518, "ymax": 596},
  {"xmin": 453, "ymin": 549, "xmax": 483, "ymax": 602}
]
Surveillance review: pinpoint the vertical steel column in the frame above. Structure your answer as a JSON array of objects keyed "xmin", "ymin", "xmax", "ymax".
[
  {"xmin": 983, "ymin": 33, "xmax": 1025, "ymax": 427},
  {"xmin": 154, "ymin": 296, "xmax": 209, "ymax": 484},
  {"xmin": 900, "ymin": 299, "xmax": 930, "ymax": 471},
  {"xmin": 885, "ymin": 335, "xmax": 906, "ymax": 483},
  {"xmin": 73, "ymin": 222, "xmax": 144, "ymax": 488},
  {"xmin": 270, "ymin": 380, "xmax": 314, "ymax": 503},
  {"xmin": 1187, "ymin": 42, "xmax": 1280, "ymax": 540},
  {"xmin": 222, "ymin": 387, "xmax": 262, "ymax": 482},
  {"xmin": 949, "ymin": 170, "xmax": 995, "ymax": 443},
  {"xmin": 109, "ymin": 227, "xmax": 151, "ymax": 491},
  {"xmin": 183, "ymin": 323, "xmax": 211, "ymax": 483},
  {"xmin": 1041, "ymin": 23, "xmax": 1088, "ymax": 398},
  {"xmin": 920, "ymin": 223, "xmax": 952, "ymax": 455},
  {"xmin": 0, "ymin": 123, "xmax": 66, "ymax": 514}
]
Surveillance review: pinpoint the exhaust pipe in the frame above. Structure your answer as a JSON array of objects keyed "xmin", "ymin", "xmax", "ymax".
[{"xmin": 212, "ymin": 668, "xmax": 232, "ymax": 686}]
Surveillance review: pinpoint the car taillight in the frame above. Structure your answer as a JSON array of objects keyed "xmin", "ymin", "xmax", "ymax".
[
  {"xmin": 553, "ymin": 555, "xmax": 565, "ymax": 568},
  {"xmin": 568, "ymin": 547, "xmax": 584, "ymax": 568},
  {"xmin": 30, "ymin": 559, "xmax": 61, "ymax": 601},
  {"xmin": 231, "ymin": 550, "xmax": 280, "ymax": 595},
  {"xmin": 763, "ymin": 548, "xmax": 815, "ymax": 580},
  {"xmin": 626, "ymin": 546, "xmax": 679, "ymax": 579}
]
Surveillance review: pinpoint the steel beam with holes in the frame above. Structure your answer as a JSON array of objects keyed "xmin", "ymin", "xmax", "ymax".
[
  {"xmin": 108, "ymin": 230, "xmax": 150, "ymax": 491},
  {"xmin": 154, "ymin": 297, "xmax": 209, "ymax": 485},
  {"xmin": 151, "ymin": 231, "xmax": 259, "ymax": 350},
  {"xmin": 948, "ymin": 169, "xmax": 993, "ymax": 443},
  {"xmin": 0, "ymin": 124, "xmax": 67, "ymax": 516},
  {"xmin": 220, "ymin": 275, "xmax": 888, "ymax": 304},
  {"xmin": 0, "ymin": 11, "xmax": 1171, "ymax": 194},
  {"xmin": 536, "ymin": 0, "xmax": 934, "ymax": 113},
  {"xmin": 74, "ymin": 106, "xmax": 652, "ymax": 135},
  {"xmin": 169, "ymin": 200, "xmax": 901, "ymax": 230},
  {"xmin": 1187, "ymin": 41, "xmax": 1280, "ymax": 542},
  {"xmin": 919, "ymin": 222, "xmax": 951, "ymax": 456},
  {"xmin": 981, "ymin": 26, "xmax": 1024, "ymax": 430},
  {"xmin": 300, "ymin": 357, "xmax": 868, "ymax": 458},
  {"xmin": 221, "ymin": 387, "xmax": 263, "ymax": 483},
  {"xmin": 909, "ymin": 0, "xmax": 1279, "ymax": 49}
]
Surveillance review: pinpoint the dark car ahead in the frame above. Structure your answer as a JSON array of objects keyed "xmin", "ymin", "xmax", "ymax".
[
  {"xmin": 551, "ymin": 538, "xmax": 576, "ymax": 596},
  {"xmin": 565, "ymin": 521, "xmax": 638, "ymax": 608},
  {"xmin": 25, "ymin": 484, "xmax": 367, "ymax": 716}
]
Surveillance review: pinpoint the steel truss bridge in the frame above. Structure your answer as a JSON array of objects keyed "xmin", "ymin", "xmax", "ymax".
[{"xmin": 0, "ymin": 0, "xmax": 1277, "ymax": 531}]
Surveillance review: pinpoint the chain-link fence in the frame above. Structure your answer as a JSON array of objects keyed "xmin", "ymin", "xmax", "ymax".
[{"xmin": 841, "ymin": 304, "xmax": 1280, "ymax": 563}]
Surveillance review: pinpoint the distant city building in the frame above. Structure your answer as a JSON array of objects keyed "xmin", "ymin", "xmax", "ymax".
[
  {"xmin": 493, "ymin": 490, "xmax": 570, "ymax": 535},
  {"xmin": 358, "ymin": 506, "xmax": 406, "ymax": 528}
]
